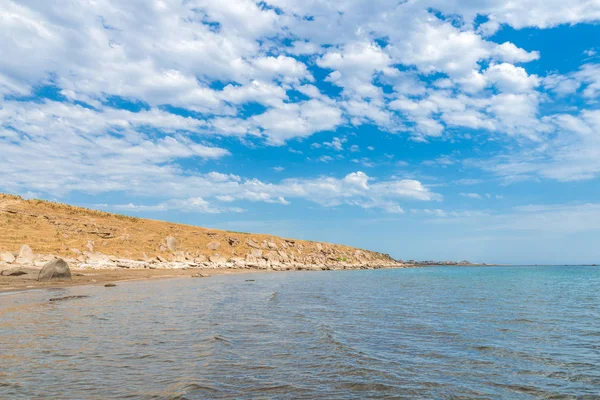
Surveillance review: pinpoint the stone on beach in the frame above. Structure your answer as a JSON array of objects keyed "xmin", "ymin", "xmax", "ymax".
[
  {"xmin": 1, "ymin": 267, "xmax": 29, "ymax": 276},
  {"xmin": 1, "ymin": 267, "xmax": 41, "ymax": 279},
  {"xmin": 0, "ymin": 252, "xmax": 15, "ymax": 263},
  {"xmin": 16, "ymin": 244, "xmax": 35, "ymax": 264},
  {"xmin": 38, "ymin": 258, "xmax": 72, "ymax": 281}
]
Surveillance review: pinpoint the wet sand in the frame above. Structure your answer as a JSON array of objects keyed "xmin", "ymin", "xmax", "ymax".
[{"xmin": 0, "ymin": 268, "xmax": 267, "ymax": 294}]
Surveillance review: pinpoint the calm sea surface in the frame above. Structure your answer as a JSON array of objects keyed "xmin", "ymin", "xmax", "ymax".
[{"xmin": 1, "ymin": 266, "xmax": 599, "ymax": 399}]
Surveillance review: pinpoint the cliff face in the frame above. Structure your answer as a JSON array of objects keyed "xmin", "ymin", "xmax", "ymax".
[{"xmin": 0, "ymin": 194, "xmax": 402, "ymax": 271}]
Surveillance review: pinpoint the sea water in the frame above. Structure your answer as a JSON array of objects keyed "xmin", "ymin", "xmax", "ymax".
[{"xmin": 1, "ymin": 266, "xmax": 599, "ymax": 399}]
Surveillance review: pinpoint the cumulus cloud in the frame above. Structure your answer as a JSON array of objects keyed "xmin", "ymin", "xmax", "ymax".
[{"xmin": 1, "ymin": 0, "xmax": 599, "ymax": 217}]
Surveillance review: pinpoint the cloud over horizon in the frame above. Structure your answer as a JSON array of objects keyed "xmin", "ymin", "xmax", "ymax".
[{"xmin": 1, "ymin": 0, "xmax": 599, "ymax": 262}]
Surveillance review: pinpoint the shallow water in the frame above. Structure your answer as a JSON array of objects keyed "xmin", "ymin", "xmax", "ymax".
[{"xmin": 1, "ymin": 266, "xmax": 599, "ymax": 399}]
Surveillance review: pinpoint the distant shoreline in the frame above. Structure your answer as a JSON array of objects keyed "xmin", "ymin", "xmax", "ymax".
[{"xmin": 0, "ymin": 265, "xmax": 413, "ymax": 294}]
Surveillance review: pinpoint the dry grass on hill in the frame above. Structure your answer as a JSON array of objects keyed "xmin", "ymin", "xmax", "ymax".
[{"xmin": 0, "ymin": 194, "xmax": 394, "ymax": 263}]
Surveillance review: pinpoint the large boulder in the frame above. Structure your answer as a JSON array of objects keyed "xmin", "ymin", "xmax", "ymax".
[
  {"xmin": 16, "ymin": 245, "xmax": 35, "ymax": 264},
  {"xmin": 165, "ymin": 236, "xmax": 178, "ymax": 252},
  {"xmin": 38, "ymin": 258, "xmax": 72, "ymax": 282}
]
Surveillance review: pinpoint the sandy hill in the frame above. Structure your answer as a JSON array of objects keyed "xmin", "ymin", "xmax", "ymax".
[{"xmin": 0, "ymin": 194, "xmax": 400, "ymax": 270}]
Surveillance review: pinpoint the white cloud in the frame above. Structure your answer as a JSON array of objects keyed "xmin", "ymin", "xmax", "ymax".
[
  {"xmin": 250, "ymin": 99, "xmax": 344, "ymax": 144},
  {"xmin": 477, "ymin": 109, "xmax": 600, "ymax": 182},
  {"xmin": 113, "ymin": 197, "xmax": 244, "ymax": 214},
  {"xmin": 322, "ymin": 137, "xmax": 347, "ymax": 151},
  {"xmin": 484, "ymin": 63, "xmax": 540, "ymax": 93},
  {"xmin": 491, "ymin": 42, "xmax": 540, "ymax": 63},
  {"xmin": 461, "ymin": 192, "xmax": 483, "ymax": 200},
  {"xmin": 1, "ymin": 0, "xmax": 600, "ymax": 218}
]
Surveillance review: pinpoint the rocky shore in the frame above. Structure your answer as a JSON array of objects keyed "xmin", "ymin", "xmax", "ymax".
[
  {"xmin": 0, "ymin": 242, "xmax": 406, "ymax": 292},
  {"xmin": 1, "ymin": 240, "xmax": 405, "ymax": 276},
  {"xmin": 0, "ymin": 194, "xmax": 408, "ymax": 292}
]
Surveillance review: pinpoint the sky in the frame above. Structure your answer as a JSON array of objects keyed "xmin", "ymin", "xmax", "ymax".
[{"xmin": 1, "ymin": 1, "xmax": 600, "ymax": 264}]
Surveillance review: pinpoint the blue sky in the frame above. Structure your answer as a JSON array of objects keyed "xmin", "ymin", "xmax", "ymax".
[{"xmin": 1, "ymin": 1, "xmax": 600, "ymax": 264}]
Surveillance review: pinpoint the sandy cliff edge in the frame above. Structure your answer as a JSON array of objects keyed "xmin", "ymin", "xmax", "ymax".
[{"xmin": 0, "ymin": 194, "xmax": 405, "ymax": 289}]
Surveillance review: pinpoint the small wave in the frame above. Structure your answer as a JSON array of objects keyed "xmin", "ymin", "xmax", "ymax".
[
  {"xmin": 338, "ymin": 381, "xmax": 398, "ymax": 392},
  {"xmin": 49, "ymin": 295, "xmax": 90, "ymax": 302},
  {"xmin": 213, "ymin": 335, "xmax": 231, "ymax": 343},
  {"xmin": 472, "ymin": 345, "xmax": 496, "ymax": 352}
]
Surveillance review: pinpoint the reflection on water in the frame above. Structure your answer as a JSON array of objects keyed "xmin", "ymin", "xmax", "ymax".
[{"xmin": 1, "ymin": 266, "xmax": 599, "ymax": 399}]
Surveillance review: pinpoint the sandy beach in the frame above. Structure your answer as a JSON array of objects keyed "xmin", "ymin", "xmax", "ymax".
[{"xmin": 0, "ymin": 267, "xmax": 270, "ymax": 294}]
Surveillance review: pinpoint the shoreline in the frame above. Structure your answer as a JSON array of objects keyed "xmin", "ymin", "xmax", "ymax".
[
  {"xmin": 0, "ymin": 264, "xmax": 408, "ymax": 294},
  {"xmin": 0, "ymin": 267, "xmax": 279, "ymax": 294}
]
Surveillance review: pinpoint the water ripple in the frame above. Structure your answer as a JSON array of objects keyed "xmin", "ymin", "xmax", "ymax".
[{"xmin": 1, "ymin": 266, "xmax": 599, "ymax": 399}]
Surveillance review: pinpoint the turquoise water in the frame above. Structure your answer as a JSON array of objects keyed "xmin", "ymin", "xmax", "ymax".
[{"xmin": 1, "ymin": 266, "xmax": 599, "ymax": 399}]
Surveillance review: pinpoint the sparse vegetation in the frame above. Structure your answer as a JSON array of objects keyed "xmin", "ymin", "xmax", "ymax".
[{"xmin": 0, "ymin": 193, "xmax": 395, "ymax": 264}]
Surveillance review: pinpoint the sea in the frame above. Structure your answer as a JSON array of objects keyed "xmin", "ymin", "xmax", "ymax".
[{"xmin": 1, "ymin": 266, "xmax": 599, "ymax": 399}]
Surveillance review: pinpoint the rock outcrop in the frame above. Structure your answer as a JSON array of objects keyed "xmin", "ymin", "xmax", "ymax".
[{"xmin": 38, "ymin": 258, "xmax": 72, "ymax": 281}]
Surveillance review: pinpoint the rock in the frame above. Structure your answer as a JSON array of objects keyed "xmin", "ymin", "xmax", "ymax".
[
  {"xmin": 16, "ymin": 245, "xmax": 35, "ymax": 264},
  {"xmin": 194, "ymin": 255, "xmax": 207, "ymax": 263},
  {"xmin": 156, "ymin": 255, "xmax": 167, "ymax": 263},
  {"xmin": 246, "ymin": 238, "xmax": 260, "ymax": 248},
  {"xmin": 250, "ymin": 249, "xmax": 263, "ymax": 258},
  {"xmin": 207, "ymin": 241, "xmax": 221, "ymax": 251},
  {"xmin": 0, "ymin": 252, "xmax": 15, "ymax": 263},
  {"xmin": 1, "ymin": 267, "xmax": 40, "ymax": 279},
  {"xmin": 85, "ymin": 240, "xmax": 95, "ymax": 252},
  {"xmin": 18, "ymin": 244, "xmax": 33, "ymax": 258},
  {"xmin": 38, "ymin": 258, "xmax": 72, "ymax": 282},
  {"xmin": 159, "ymin": 245, "xmax": 167, "ymax": 252},
  {"xmin": 104, "ymin": 283, "xmax": 116, "ymax": 287},
  {"xmin": 267, "ymin": 241, "xmax": 278, "ymax": 250},
  {"xmin": 191, "ymin": 273, "xmax": 210, "ymax": 278},
  {"xmin": 1, "ymin": 268, "xmax": 28, "ymax": 276},
  {"xmin": 70, "ymin": 248, "xmax": 82, "ymax": 255},
  {"xmin": 173, "ymin": 251, "xmax": 187, "ymax": 262},
  {"xmin": 165, "ymin": 236, "xmax": 178, "ymax": 252},
  {"xmin": 316, "ymin": 243, "xmax": 323, "ymax": 251},
  {"xmin": 227, "ymin": 237, "xmax": 240, "ymax": 247},
  {"xmin": 264, "ymin": 251, "xmax": 280, "ymax": 261}
]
